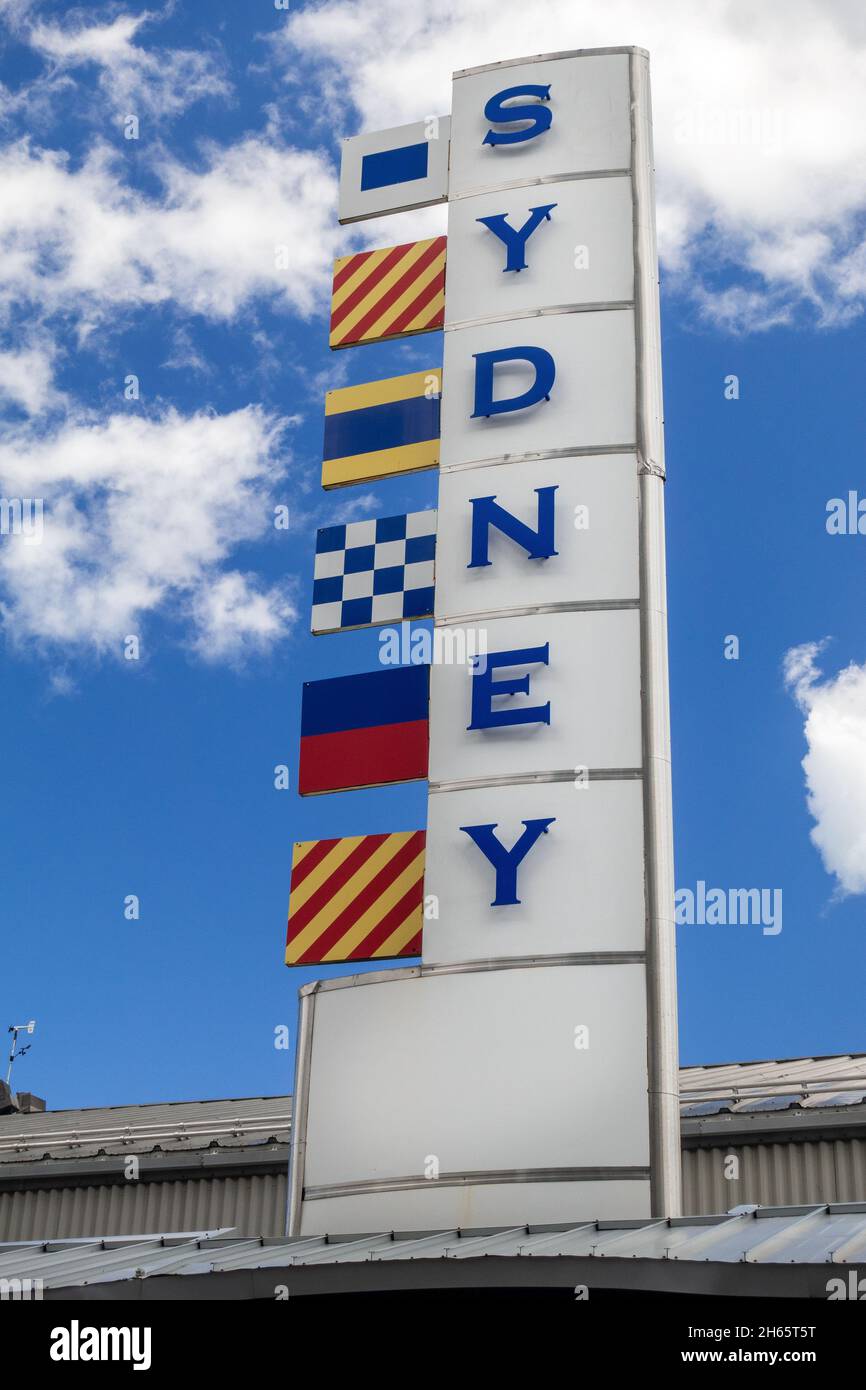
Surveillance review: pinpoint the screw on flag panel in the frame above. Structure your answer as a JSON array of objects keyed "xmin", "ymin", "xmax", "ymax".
[
  {"xmin": 312, "ymin": 509, "xmax": 436, "ymax": 634},
  {"xmin": 322, "ymin": 370, "xmax": 441, "ymax": 489},
  {"xmin": 298, "ymin": 665, "xmax": 430, "ymax": 797},
  {"xmin": 329, "ymin": 236, "xmax": 446, "ymax": 349},
  {"xmin": 285, "ymin": 832, "xmax": 426, "ymax": 965}
]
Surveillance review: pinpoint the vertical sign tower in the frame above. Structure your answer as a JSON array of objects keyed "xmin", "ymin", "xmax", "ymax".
[{"xmin": 289, "ymin": 47, "xmax": 680, "ymax": 1235}]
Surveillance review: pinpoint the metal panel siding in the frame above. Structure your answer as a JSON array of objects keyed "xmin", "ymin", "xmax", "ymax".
[
  {"xmin": 681, "ymin": 1139, "xmax": 866, "ymax": 1214},
  {"xmin": 836, "ymin": 1136, "xmax": 866, "ymax": 1200},
  {"xmin": 0, "ymin": 1174, "xmax": 288, "ymax": 1242},
  {"xmin": 6, "ymin": 1139, "xmax": 863, "ymax": 1238}
]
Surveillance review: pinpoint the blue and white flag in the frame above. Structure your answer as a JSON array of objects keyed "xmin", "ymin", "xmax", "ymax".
[
  {"xmin": 311, "ymin": 509, "xmax": 437, "ymax": 633},
  {"xmin": 338, "ymin": 118, "xmax": 450, "ymax": 224}
]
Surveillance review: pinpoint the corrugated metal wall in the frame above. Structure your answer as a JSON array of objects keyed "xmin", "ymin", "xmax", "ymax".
[
  {"xmin": 2, "ymin": 1139, "xmax": 866, "ymax": 1240},
  {"xmin": 0, "ymin": 1173, "xmax": 288, "ymax": 1242},
  {"xmin": 683, "ymin": 1137, "xmax": 866, "ymax": 1213}
]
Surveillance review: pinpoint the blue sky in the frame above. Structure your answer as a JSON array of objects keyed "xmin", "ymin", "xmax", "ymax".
[{"xmin": 2, "ymin": 0, "xmax": 866, "ymax": 1108}]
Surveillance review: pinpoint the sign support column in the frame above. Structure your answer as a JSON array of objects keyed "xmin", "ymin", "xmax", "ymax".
[{"xmin": 632, "ymin": 49, "xmax": 681, "ymax": 1218}]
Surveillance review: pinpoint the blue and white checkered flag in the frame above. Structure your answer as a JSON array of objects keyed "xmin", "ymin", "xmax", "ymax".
[{"xmin": 311, "ymin": 509, "xmax": 437, "ymax": 634}]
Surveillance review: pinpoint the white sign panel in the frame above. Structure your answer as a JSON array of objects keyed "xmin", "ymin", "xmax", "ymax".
[
  {"xmin": 290, "ymin": 47, "xmax": 680, "ymax": 1237},
  {"xmin": 423, "ymin": 778, "xmax": 646, "ymax": 964},
  {"xmin": 444, "ymin": 176, "xmax": 634, "ymax": 326},
  {"xmin": 434, "ymin": 452, "xmax": 640, "ymax": 621},
  {"xmin": 440, "ymin": 310, "xmax": 637, "ymax": 470},
  {"xmin": 338, "ymin": 117, "xmax": 451, "ymax": 223},
  {"xmin": 428, "ymin": 609, "xmax": 642, "ymax": 785},
  {"xmin": 448, "ymin": 52, "xmax": 632, "ymax": 196},
  {"xmin": 292, "ymin": 964, "xmax": 650, "ymax": 1234}
]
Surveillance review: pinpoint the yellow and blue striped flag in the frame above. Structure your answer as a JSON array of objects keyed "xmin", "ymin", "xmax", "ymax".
[{"xmin": 321, "ymin": 368, "xmax": 441, "ymax": 489}]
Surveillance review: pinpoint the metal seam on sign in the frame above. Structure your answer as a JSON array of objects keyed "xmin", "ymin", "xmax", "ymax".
[
  {"xmin": 286, "ymin": 989, "xmax": 315, "ymax": 1237},
  {"xmin": 450, "ymin": 168, "xmax": 632, "ymax": 200},
  {"xmin": 440, "ymin": 443, "xmax": 638, "ymax": 473},
  {"xmin": 306, "ymin": 965, "xmax": 423, "ymax": 994},
  {"xmin": 444, "ymin": 301, "xmax": 635, "ymax": 332},
  {"xmin": 452, "ymin": 46, "xmax": 648, "ymax": 78},
  {"xmin": 419, "ymin": 952, "xmax": 647, "ymax": 974},
  {"xmin": 428, "ymin": 768, "xmax": 643, "ymax": 793},
  {"xmin": 339, "ymin": 194, "xmax": 448, "ymax": 226},
  {"xmin": 434, "ymin": 598, "xmax": 640, "ymax": 625},
  {"xmin": 304, "ymin": 1166, "xmax": 652, "ymax": 1200},
  {"xmin": 301, "ymin": 955, "xmax": 643, "ymax": 994}
]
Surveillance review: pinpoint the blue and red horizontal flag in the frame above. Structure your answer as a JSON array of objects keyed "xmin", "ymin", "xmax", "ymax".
[{"xmin": 298, "ymin": 665, "xmax": 429, "ymax": 795}]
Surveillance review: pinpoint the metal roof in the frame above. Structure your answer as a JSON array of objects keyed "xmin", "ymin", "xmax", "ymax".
[
  {"xmin": 680, "ymin": 1052, "xmax": 866, "ymax": 1117},
  {"xmin": 1, "ymin": 1052, "xmax": 863, "ymax": 1173},
  {"xmin": 4, "ymin": 1203, "xmax": 866, "ymax": 1300},
  {"xmin": 0, "ymin": 1095, "xmax": 292, "ymax": 1166}
]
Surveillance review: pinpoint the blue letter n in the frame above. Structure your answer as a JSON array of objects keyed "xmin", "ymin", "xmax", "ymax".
[{"xmin": 468, "ymin": 485, "xmax": 558, "ymax": 568}]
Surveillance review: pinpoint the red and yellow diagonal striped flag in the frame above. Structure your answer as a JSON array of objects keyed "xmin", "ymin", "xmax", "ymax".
[
  {"xmin": 329, "ymin": 236, "xmax": 446, "ymax": 349},
  {"xmin": 285, "ymin": 830, "xmax": 425, "ymax": 965}
]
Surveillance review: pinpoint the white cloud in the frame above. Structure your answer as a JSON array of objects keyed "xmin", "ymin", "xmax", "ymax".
[
  {"xmin": 784, "ymin": 640, "xmax": 866, "ymax": 895},
  {"xmin": 0, "ymin": 404, "xmax": 297, "ymax": 661},
  {"xmin": 189, "ymin": 571, "xmax": 295, "ymax": 663},
  {"xmin": 0, "ymin": 0, "xmax": 34, "ymax": 19},
  {"xmin": 277, "ymin": 0, "xmax": 866, "ymax": 329},
  {"xmin": 0, "ymin": 136, "xmax": 340, "ymax": 326},
  {"xmin": 28, "ymin": 10, "xmax": 229, "ymax": 119},
  {"xmin": 0, "ymin": 338, "xmax": 63, "ymax": 414}
]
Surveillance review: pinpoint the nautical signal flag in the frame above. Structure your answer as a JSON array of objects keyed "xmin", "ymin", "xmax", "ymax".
[
  {"xmin": 338, "ymin": 118, "xmax": 450, "ymax": 224},
  {"xmin": 312, "ymin": 509, "xmax": 436, "ymax": 634},
  {"xmin": 322, "ymin": 368, "xmax": 441, "ymax": 488},
  {"xmin": 285, "ymin": 830, "xmax": 425, "ymax": 965},
  {"xmin": 329, "ymin": 236, "xmax": 446, "ymax": 349},
  {"xmin": 298, "ymin": 664, "xmax": 429, "ymax": 796}
]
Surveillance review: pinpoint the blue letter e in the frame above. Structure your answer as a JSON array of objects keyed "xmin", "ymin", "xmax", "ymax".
[{"xmin": 468, "ymin": 644, "xmax": 550, "ymax": 730}]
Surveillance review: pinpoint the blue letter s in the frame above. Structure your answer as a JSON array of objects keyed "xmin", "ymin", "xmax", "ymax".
[{"xmin": 483, "ymin": 85, "xmax": 552, "ymax": 147}]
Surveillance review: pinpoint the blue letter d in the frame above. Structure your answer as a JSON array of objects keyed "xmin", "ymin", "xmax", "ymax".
[{"xmin": 471, "ymin": 346, "xmax": 555, "ymax": 419}]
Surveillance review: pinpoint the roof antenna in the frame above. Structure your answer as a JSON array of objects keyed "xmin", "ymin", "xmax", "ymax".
[{"xmin": 6, "ymin": 1021, "xmax": 36, "ymax": 1088}]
